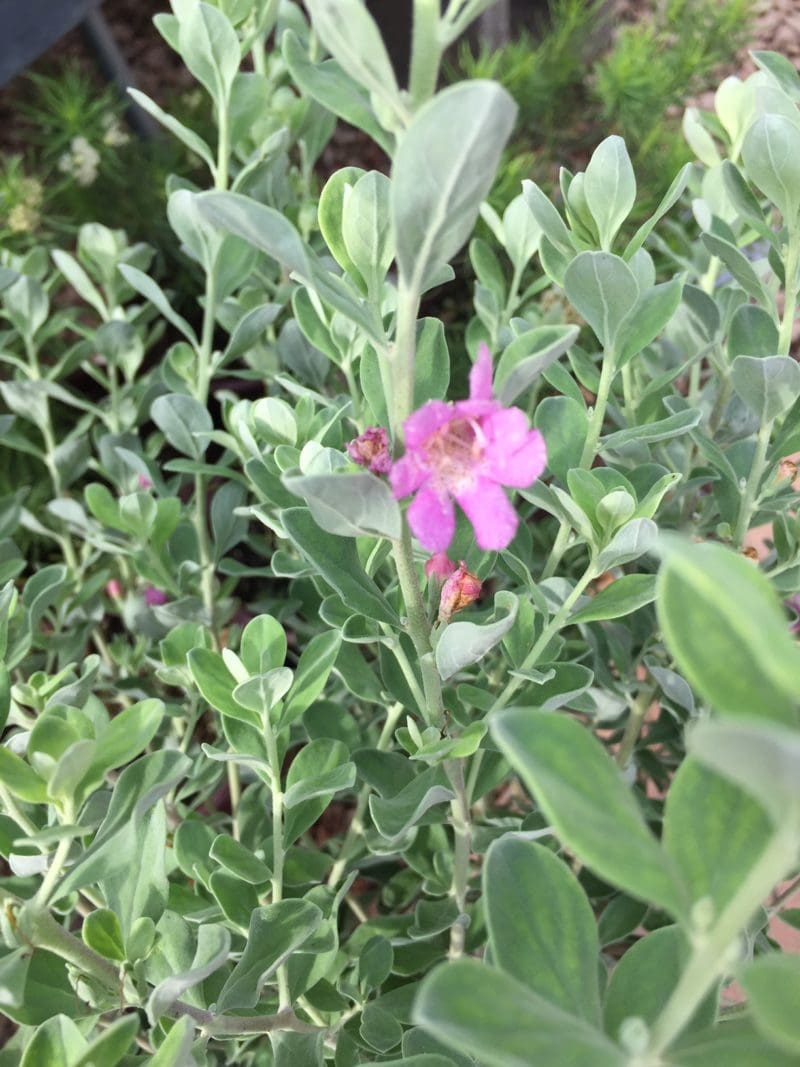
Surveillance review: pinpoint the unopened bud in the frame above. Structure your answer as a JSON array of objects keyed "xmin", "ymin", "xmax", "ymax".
[
  {"xmin": 144, "ymin": 586, "xmax": 168, "ymax": 607},
  {"xmin": 137, "ymin": 473, "xmax": 153, "ymax": 490},
  {"xmin": 778, "ymin": 457, "xmax": 798, "ymax": 484},
  {"xmin": 106, "ymin": 579, "xmax": 123, "ymax": 599},
  {"xmin": 425, "ymin": 553, "xmax": 457, "ymax": 582},
  {"xmin": 346, "ymin": 426, "xmax": 392, "ymax": 475},
  {"xmin": 765, "ymin": 456, "xmax": 798, "ymax": 496},
  {"xmin": 438, "ymin": 561, "xmax": 482, "ymax": 624}
]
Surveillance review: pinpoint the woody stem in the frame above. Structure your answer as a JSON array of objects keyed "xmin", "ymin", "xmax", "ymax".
[{"xmin": 392, "ymin": 523, "xmax": 445, "ymax": 730}]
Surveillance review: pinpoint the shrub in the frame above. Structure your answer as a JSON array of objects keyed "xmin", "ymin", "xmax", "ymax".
[{"xmin": 0, "ymin": 3, "xmax": 799, "ymax": 1065}]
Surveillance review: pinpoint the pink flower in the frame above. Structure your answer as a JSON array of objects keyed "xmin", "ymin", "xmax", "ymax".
[
  {"xmin": 425, "ymin": 553, "xmax": 457, "ymax": 581},
  {"xmin": 438, "ymin": 561, "xmax": 482, "ymax": 623},
  {"xmin": 390, "ymin": 344, "xmax": 546, "ymax": 552},
  {"xmin": 144, "ymin": 586, "xmax": 169, "ymax": 607},
  {"xmin": 137, "ymin": 473, "xmax": 153, "ymax": 490},
  {"xmin": 346, "ymin": 427, "xmax": 392, "ymax": 475}
]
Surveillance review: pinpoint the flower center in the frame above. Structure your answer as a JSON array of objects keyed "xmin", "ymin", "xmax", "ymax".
[{"xmin": 423, "ymin": 416, "xmax": 483, "ymax": 493}]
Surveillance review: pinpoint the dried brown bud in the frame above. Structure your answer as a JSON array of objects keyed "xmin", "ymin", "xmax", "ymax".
[
  {"xmin": 438, "ymin": 561, "xmax": 482, "ymax": 623},
  {"xmin": 778, "ymin": 457, "xmax": 798, "ymax": 484}
]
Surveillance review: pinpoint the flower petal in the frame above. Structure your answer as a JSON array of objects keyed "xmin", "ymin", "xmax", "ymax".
[
  {"xmin": 469, "ymin": 343, "xmax": 494, "ymax": 402},
  {"xmin": 403, "ymin": 401, "xmax": 453, "ymax": 449},
  {"xmin": 456, "ymin": 479, "xmax": 518, "ymax": 550},
  {"xmin": 408, "ymin": 487, "xmax": 456, "ymax": 553},
  {"xmin": 390, "ymin": 455, "xmax": 427, "ymax": 499},
  {"xmin": 453, "ymin": 398, "xmax": 499, "ymax": 420},
  {"xmin": 483, "ymin": 411, "xmax": 547, "ymax": 487},
  {"xmin": 483, "ymin": 406, "xmax": 531, "ymax": 450}
]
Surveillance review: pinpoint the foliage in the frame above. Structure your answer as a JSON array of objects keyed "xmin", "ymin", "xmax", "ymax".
[
  {"xmin": 593, "ymin": 0, "xmax": 756, "ymax": 143},
  {"xmin": 2, "ymin": 68, "xmax": 135, "ymax": 246},
  {"xmin": 452, "ymin": 0, "xmax": 756, "ymax": 219},
  {"xmin": 450, "ymin": 0, "xmax": 604, "ymax": 136},
  {"xmin": 0, "ymin": 1, "xmax": 799, "ymax": 1065}
]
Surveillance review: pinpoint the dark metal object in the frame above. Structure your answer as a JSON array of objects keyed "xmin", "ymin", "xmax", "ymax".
[
  {"xmin": 80, "ymin": 8, "xmax": 159, "ymax": 137},
  {"xmin": 0, "ymin": 0, "xmax": 102, "ymax": 87},
  {"xmin": 365, "ymin": 0, "xmax": 552, "ymax": 85},
  {"xmin": 0, "ymin": 0, "xmax": 156, "ymax": 136}
]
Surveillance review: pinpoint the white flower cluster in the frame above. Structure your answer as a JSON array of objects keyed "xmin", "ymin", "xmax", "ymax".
[
  {"xmin": 58, "ymin": 136, "xmax": 101, "ymax": 187},
  {"xmin": 101, "ymin": 114, "xmax": 130, "ymax": 148},
  {"xmin": 7, "ymin": 176, "xmax": 43, "ymax": 233}
]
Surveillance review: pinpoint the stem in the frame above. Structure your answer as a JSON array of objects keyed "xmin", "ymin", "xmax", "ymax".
[
  {"xmin": 501, "ymin": 262, "xmax": 525, "ymax": 326},
  {"xmin": 621, "ymin": 362, "xmax": 636, "ymax": 425},
  {"xmin": 541, "ymin": 350, "xmax": 616, "ymax": 579},
  {"xmin": 328, "ymin": 703, "xmax": 404, "ymax": 887},
  {"xmin": 409, "ymin": 0, "xmax": 442, "ymax": 107},
  {"xmin": 196, "ymin": 269, "xmax": 218, "ymax": 407},
  {"xmin": 615, "ymin": 686, "xmax": 655, "ymax": 771},
  {"xmin": 24, "ymin": 338, "xmax": 79, "ymax": 572},
  {"xmin": 391, "ymin": 284, "xmax": 422, "ymax": 441},
  {"xmin": 392, "ymin": 524, "xmax": 444, "ymax": 728},
  {"xmin": 699, "ymin": 255, "xmax": 720, "ymax": 297},
  {"xmin": 342, "ymin": 358, "xmax": 363, "ymax": 428},
  {"xmin": 193, "ymin": 473, "xmax": 217, "ymax": 635},
  {"xmin": 647, "ymin": 824, "xmax": 798, "ymax": 1056},
  {"xmin": 733, "ymin": 418, "xmax": 772, "ymax": 549},
  {"xmin": 16, "ymin": 904, "xmax": 124, "ymax": 992},
  {"xmin": 778, "ymin": 232, "xmax": 800, "ymax": 356},
  {"xmin": 264, "ymin": 723, "xmax": 290, "ymax": 1012},
  {"xmin": 106, "ymin": 362, "xmax": 121, "ymax": 434},
  {"xmin": 0, "ymin": 784, "xmax": 40, "ymax": 838},
  {"xmin": 443, "ymin": 0, "xmax": 494, "ymax": 43},
  {"xmin": 175, "ymin": 1002, "xmax": 325, "ymax": 1037},
  {"xmin": 385, "ymin": 627, "xmax": 428, "ymax": 714},
  {"xmin": 33, "ymin": 834, "xmax": 73, "ymax": 908},
  {"xmin": 250, "ymin": 36, "xmax": 267, "ymax": 75},
  {"xmin": 541, "ymin": 522, "xmax": 573, "ymax": 581},
  {"xmin": 215, "ymin": 102, "xmax": 231, "ymax": 192},
  {"xmin": 579, "ymin": 348, "xmax": 616, "ymax": 469},
  {"xmin": 227, "ymin": 762, "xmax": 242, "ymax": 842},
  {"xmin": 192, "ymin": 189, "xmax": 222, "ymax": 633},
  {"xmin": 14, "ymin": 903, "xmax": 324, "ymax": 1038},
  {"xmin": 465, "ymin": 748, "xmax": 484, "ymax": 804},
  {"xmin": 491, "ymin": 561, "xmax": 596, "ymax": 714},
  {"xmin": 445, "ymin": 759, "xmax": 471, "ymax": 959}
]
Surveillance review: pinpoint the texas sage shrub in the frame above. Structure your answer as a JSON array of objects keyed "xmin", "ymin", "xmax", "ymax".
[{"xmin": 0, "ymin": 2, "xmax": 799, "ymax": 1065}]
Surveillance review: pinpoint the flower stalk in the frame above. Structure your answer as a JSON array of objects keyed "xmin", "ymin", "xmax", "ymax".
[{"xmin": 264, "ymin": 721, "xmax": 291, "ymax": 1012}]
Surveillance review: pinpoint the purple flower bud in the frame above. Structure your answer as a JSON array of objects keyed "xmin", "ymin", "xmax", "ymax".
[
  {"xmin": 144, "ymin": 586, "xmax": 168, "ymax": 607},
  {"xmin": 346, "ymin": 427, "xmax": 392, "ymax": 475}
]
